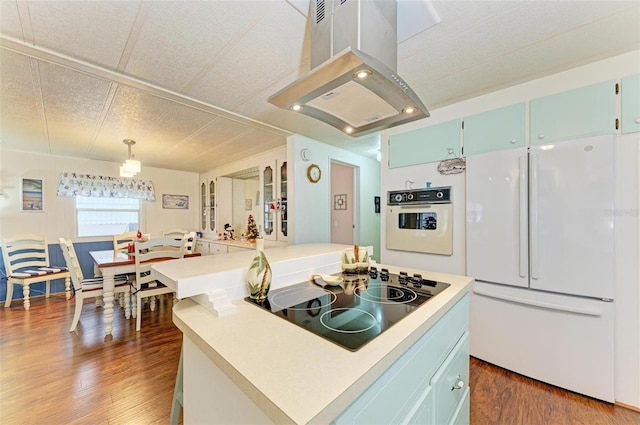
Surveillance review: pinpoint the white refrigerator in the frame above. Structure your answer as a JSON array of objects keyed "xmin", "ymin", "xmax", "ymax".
[{"xmin": 466, "ymin": 134, "xmax": 615, "ymax": 402}]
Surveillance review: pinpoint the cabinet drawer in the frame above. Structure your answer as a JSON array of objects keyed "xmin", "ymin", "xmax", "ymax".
[
  {"xmin": 228, "ymin": 246, "xmax": 249, "ymax": 253},
  {"xmin": 211, "ymin": 244, "xmax": 227, "ymax": 255},
  {"xmin": 431, "ymin": 332, "xmax": 469, "ymax": 425}
]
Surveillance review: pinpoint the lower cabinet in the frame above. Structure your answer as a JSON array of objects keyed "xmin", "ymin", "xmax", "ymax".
[
  {"xmin": 195, "ymin": 240, "xmax": 254, "ymax": 255},
  {"xmin": 333, "ymin": 294, "xmax": 470, "ymax": 425}
]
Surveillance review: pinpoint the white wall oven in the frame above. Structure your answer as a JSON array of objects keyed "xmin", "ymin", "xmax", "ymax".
[{"xmin": 386, "ymin": 187, "xmax": 453, "ymax": 255}]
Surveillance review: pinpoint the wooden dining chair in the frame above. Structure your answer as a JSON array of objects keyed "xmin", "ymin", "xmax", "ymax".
[
  {"xmin": 112, "ymin": 231, "xmax": 138, "ymax": 254},
  {"xmin": 162, "ymin": 228, "xmax": 188, "ymax": 240},
  {"xmin": 163, "ymin": 229, "xmax": 196, "ymax": 254},
  {"xmin": 183, "ymin": 231, "xmax": 197, "ymax": 254},
  {"xmin": 2, "ymin": 234, "xmax": 71, "ymax": 310},
  {"xmin": 58, "ymin": 238, "xmax": 131, "ymax": 332},
  {"xmin": 132, "ymin": 237, "xmax": 184, "ymax": 332}
]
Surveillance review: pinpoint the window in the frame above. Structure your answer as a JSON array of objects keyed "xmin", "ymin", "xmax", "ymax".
[{"xmin": 76, "ymin": 196, "xmax": 140, "ymax": 237}]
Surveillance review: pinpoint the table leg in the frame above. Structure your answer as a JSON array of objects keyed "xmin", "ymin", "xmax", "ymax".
[
  {"xmin": 22, "ymin": 285, "xmax": 31, "ymax": 310},
  {"xmin": 102, "ymin": 272, "xmax": 116, "ymax": 335}
]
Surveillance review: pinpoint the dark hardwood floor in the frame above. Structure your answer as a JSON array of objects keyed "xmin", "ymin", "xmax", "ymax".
[{"xmin": 1, "ymin": 294, "xmax": 639, "ymax": 425}]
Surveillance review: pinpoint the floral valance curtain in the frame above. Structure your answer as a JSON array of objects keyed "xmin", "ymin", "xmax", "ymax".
[{"xmin": 56, "ymin": 172, "xmax": 156, "ymax": 201}]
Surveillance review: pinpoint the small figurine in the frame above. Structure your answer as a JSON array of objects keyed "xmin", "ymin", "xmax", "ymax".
[{"xmin": 224, "ymin": 223, "xmax": 235, "ymax": 240}]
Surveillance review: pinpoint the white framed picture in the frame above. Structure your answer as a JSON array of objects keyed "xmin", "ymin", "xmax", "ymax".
[
  {"xmin": 20, "ymin": 177, "xmax": 44, "ymax": 212},
  {"xmin": 162, "ymin": 194, "xmax": 189, "ymax": 209}
]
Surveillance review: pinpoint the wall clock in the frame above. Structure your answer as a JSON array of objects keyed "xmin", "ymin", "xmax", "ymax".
[{"xmin": 307, "ymin": 164, "xmax": 321, "ymax": 183}]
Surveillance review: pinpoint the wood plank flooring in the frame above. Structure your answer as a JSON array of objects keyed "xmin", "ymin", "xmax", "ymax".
[{"xmin": 1, "ymin": 294, "xmax": 639, "ymax": 425}]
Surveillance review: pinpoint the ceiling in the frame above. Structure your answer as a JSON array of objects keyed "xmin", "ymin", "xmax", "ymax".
[{"xmin": 1, "ymin": 1, "xmax": 638, "ymax": 174}]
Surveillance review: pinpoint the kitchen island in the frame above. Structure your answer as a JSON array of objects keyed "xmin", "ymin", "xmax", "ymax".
[{"xmin": 158, "ymin": 244, "xmax": 473, "ymax": 424}]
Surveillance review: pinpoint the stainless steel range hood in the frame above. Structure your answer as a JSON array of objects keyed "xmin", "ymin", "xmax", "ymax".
[{"xmin": 268, "ymin": 0, "xmax": 429, "ymax": 137}]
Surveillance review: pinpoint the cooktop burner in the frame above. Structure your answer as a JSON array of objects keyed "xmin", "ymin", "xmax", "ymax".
[{"xmin": 245, "ymin": 267, "xmax": 450, "ymax": 351}]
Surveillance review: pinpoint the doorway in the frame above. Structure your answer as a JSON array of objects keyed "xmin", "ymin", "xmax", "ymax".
[{"xmin": 330, "ymin": 161, "xmax": 356, "ymax": 245}]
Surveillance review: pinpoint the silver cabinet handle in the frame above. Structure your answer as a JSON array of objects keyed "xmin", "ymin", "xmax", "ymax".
[
  {"xmin": 451, "ymin": 376, "xmax": 465, "ymax": 391},
  {"xmin": 510, "ymin": 138, "xmax": 517, "ymax": 144},
  {"xmin": 634, "ymin": 117, "xmax": 640, "ymax": 124},
  {"xmin": 537, "ymin": 134, "xmax": 545, "ymax": 139}
]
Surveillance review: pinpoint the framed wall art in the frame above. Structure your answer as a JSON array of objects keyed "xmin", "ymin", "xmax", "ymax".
[
  {"xmin": 20, "ymin": 177, "xmax": 44, "ymax": 212},
  {"xmin": 162, "ymin": 194, "xmax": 189, "ymax": 209}
]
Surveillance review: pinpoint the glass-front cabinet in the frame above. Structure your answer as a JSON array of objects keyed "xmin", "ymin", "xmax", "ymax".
[
  {"xmin": 199, "ymin": 175, "xmax": 216, "ymax": 235},
  {"xmin": 262, "ymin": 160, "xmax": 287, "ymax": 242},
  {"xmin": 263, "ymin": 165, "xmax": 274, "ymax": 238},
  {"xmin": 201, "ymin": 181, "xmax": 207, "ymax": 232},
  {"xmin": 279, "ymin": 161, "xmax": 287, "ymax": 240},
  {"xmin": 209, "ymin": 180, "xmax": 215, "ymax": 232}
]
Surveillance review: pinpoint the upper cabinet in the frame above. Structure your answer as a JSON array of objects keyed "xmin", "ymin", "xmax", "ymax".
[
  {"xmin": 199, "ymin": 174, "xmax": 216, "ymax": 235},
  {"xmin": 530, "ymin": 80, "xmax": 616, "ymax": 144},
  {"xmin": 262, "ymin": 160, "xmax": 287, "ymax": 242},
  {"xmin": 463, "ymin": 103, "xmax": 526, "ymax": 156},
  {"xmin": 621, "ymin": 74, "xmax": 640, "ymax": 134},
  {"xmin": 388, "ymin": 119, "xmax": 461, "ymax": 168}
]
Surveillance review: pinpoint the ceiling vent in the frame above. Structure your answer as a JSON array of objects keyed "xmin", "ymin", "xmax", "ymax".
[{"xmin": 268, "ymin": 0, "xmax": 429, "ymax": 137}]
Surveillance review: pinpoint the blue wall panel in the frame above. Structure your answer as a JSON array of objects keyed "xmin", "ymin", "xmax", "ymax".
[{"xmin": 1, "ymin": 240, "xmax": 112, "ymax": 303}]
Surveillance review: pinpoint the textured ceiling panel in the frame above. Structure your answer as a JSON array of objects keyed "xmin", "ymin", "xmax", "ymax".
[
  {"xmin": 185, "ymin": 2, "xmax": 307, "ymax": 111},
  {"xmin": 399, "ymin": 1, "xmax": 526, "ymax": 59},
  {"xmin": 124, "ymin": 1, "xmax": 270, "ymax": 93},
  {"xmin": 37, "ymin": 61, "xmax": 113, "ymax": 156},
  {"xmin": 0, "ymin": 1, "xmax": 23, "ymax": 39},
  {"xmin": 137, "ymin": 105, "xmax": 218, "ymax": 163},
  {"xmin": 26, "ymin": 1, "xmax": 140, "ymax": 69},
  {"xmin": 91, "ymin": 85, "xmax": 190, "ymax": 163},
  {"xmin": 1, "ymin": 0, "xmax": 639, "ymax": 173},
  {"xmin": 0, "ymin": 49, "xmax": 47, "ymax": 150},
  {"xmin": 403, "ymin": 4, "xmax": 640, "ymax": 111}
]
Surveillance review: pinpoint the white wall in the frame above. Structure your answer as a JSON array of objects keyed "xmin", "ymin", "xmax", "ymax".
[
  {"xmin": 380, "ymin": 50, "xmax": 640, "ymax": 408},
  {"xmin": 289, "ymin": 134, "xmax": 381, "ymax": 260},
  {"xmin": 0, "ymin": 149, "xmax": 199, "ymax": 242}
]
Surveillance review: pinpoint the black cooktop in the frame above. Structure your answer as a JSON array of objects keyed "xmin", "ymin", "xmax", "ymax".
[{"xmin": 245, "ymin": 267, "xmax": 450, "ymax": 351}]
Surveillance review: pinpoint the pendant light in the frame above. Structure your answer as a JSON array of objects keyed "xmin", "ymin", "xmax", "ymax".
[{"xmin": 120, "ymin": 139, "xmax": 141, "ymax": 177}]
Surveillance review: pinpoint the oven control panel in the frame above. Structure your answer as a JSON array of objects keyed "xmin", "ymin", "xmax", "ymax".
[{"xmin": 387, "ymin": 187, "xmax": 451, "ymax": 205}]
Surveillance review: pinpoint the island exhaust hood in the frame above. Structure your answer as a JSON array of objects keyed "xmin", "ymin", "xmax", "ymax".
[{"xmin": 268, "ymin": 0, "xmax": 429, "ymax": 137}]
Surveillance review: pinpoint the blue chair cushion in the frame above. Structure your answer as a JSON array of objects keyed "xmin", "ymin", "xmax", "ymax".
[{"xmin": 11, "ymin": 266, "xmax": 69, "ymax": 278}]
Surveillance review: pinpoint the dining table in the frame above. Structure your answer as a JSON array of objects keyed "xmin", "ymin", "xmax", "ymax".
[{"xmin": 89, "ymin": 249, "xmax": 200, "ymax": 336}]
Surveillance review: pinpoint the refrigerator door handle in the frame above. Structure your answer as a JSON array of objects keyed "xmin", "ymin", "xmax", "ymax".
[
  {"xmin": 473, "ymin": 285, "xmax": 602, "ymax": 316},
  {"xmin": 519, "ymin": 155, "xmax": 527, "ymax": 278},
  {"xmin": 529, "ymin": 153, "xmax": 539, "ymax": 279}
]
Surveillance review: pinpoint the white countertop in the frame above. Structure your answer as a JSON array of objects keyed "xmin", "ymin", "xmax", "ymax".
[
  {"xmin": 153, "ymin": 243, "xmax": 362, "ymax": 300},
  {"xmin": 172, "ymin": 255, "xmax": 473, "ymax": 424}
]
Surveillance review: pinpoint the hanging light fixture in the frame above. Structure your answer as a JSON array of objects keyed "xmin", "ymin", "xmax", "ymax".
[{"xmin": 120, "ymin": 139, "xmax": 141, "ymax": 177}]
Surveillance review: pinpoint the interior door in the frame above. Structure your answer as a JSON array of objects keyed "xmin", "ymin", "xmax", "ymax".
[
  {"xmin": 466, "ymin": 148, "xmax": 528, "ymax": 288},
  {"xmin": 331, "ymin": 162, "xmax": 354, "ymax": 245}
]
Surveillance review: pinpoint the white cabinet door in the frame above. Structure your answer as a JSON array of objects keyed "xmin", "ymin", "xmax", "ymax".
[
  {"xmin": 261, "ymin": 160, "xmax": 288, "ymax": 242},
  {"xmin": 199, "ymin": 175, "xmax": 217, "ymax": 235}
]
